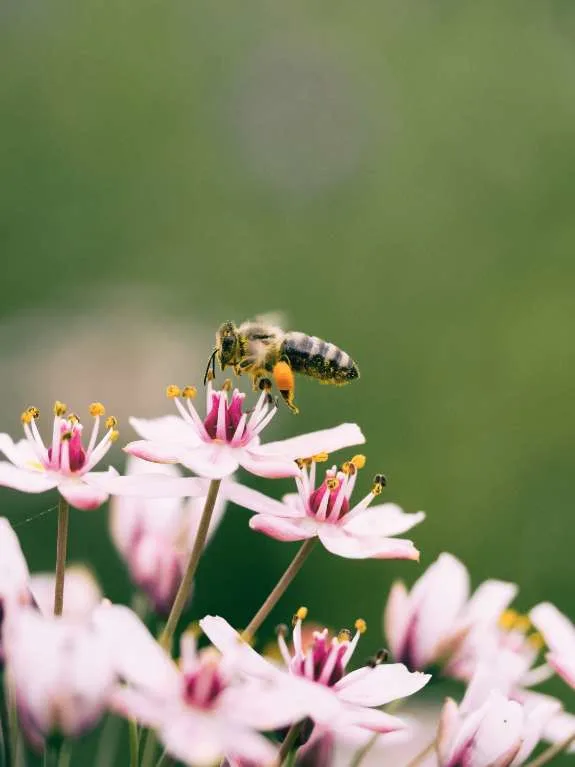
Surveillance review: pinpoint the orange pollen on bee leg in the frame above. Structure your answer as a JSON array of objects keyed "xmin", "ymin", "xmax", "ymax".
[{"xmin": 273, "ymin": 361, "xmax": 295, "ymax": 393}]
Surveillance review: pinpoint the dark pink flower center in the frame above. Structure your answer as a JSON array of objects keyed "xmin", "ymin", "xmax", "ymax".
[
  {"xmin": 203, "ymin": 392, "xmax": 244, "ymax": 442},
  {"xmin": 183, "ymin": 664, "xmax": 225, "ymax": 709},
  {"xmin": 293, "ymin": 634, "xmax": 347, "ymax": 687},
  {"xmin": 307, "ymin": 479, "xmax": 350, "ymax": 522},
  {"xmin": 47, "ymin": 425, "xmax": 86, "ymax": 472}
]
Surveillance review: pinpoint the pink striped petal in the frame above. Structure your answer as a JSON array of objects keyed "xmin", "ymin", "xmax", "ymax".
[
  {"xmin": 57, "ymin": 478, "xmax": 109, "ymax": 511},
  {"xmin": 179, "ymin": 445, "xmax": 239, "ymax": 479},
  {"xmin": 317, "ymin": 525, "xmax": 420, "ymax": 560},
  {"xmin": 249, "ymin": 514, "xmax": 317, "ymax": 542},
  {"xmin": 225, "ymin": 483, "xmax": 303, "ymax": 518},
  {"xmin": 260, "ymin": 423, "xmax": 365, "ymax": 461},
  {"xmin": 334, "ymin": 664, "xmax": 430, "ymax": 707},
  {"xmin": 124, "ymin": 440, "xmax": 183, "ymax": 464},
  {"xmin": 130, "ymin": 415, "xmax": 201, "ymax": 445},
  {"xmin": 240, "ymin": 449, "xmax": 300, "ymax": 479},
  {"xmin": 343, "ymin": 504, "xmax": 425, "ymax": 538},
  {"xmin": 0, "ymin": 462, "xmax": 57, "ymax": 493},
  {"xmin": 85, "ymin": 469, "xmax": 205, "ymax": 499}
]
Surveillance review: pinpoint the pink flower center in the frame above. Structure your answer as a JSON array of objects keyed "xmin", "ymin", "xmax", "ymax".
[
  {"xmin": 203, "ymin": 392, "xmax": 244, "ymax": 442},
  {"xmin": 47, "ymin": 423, "xmax": 86, "ymax": 472},
  {"xmin": 293, "ymin": 633, "xmax": 347, "ymax": 687},
  {"xmin": 307, "ymin": 479, "xmax": 350, "ymax": 522},
  {"xmin": 183, "ymin": 663, "xmax": 225, "ymax": 710}
]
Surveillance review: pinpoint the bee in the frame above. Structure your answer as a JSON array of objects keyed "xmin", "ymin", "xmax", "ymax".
[{"xmin": 204, "ymin": 316, "xmax": 359, "ymax": 414}]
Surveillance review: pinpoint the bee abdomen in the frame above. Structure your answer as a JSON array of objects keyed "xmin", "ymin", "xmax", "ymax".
[{"xmin": 281, "ymin": 332, "xmax": 359, "ymax": 384}]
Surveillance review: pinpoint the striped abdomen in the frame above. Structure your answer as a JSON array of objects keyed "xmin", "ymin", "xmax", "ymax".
[{"xmin": 280, "ymin": 332, "xmax": 359, "ymax": 384}]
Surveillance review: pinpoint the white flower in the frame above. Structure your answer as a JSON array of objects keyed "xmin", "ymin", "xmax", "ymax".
[
  {"xmin": 0, "ymin": 401, "xmax": 121, "ymax": 510},
  {"xmin": 92, "ymin": 604, "xmax": 309, "ymax": 767},
  {"xmin": 29, "ymin": 565, "xmax": 102, "ymax": 621},
  {"xmin": 530, "ymin": 602, "xmax": 575, "ymax": 691},
  {"xmin": 3, "ymin": 607, "xmax": 116, "ymax": 748},
  {"xmin": 125, "ymin": 381, "xmax": 365, "ymax": 480},
  {"xmin": 229, "ymin": 456, "xmax": 424, "ymax": 560},
  {"xmin": 110, "ymin": 457, "xmax": 227, "ymax": 615},
  {"xmin": 200, "ymin": 612, "xmax": 430, "ymax": 747},
  {"xmin": 437, "ymin": 667, "xmax": 560, "ymax": 767},
  {"xmin": 0, "ymin": 518, "xmax": 32, "ymax": 661}
]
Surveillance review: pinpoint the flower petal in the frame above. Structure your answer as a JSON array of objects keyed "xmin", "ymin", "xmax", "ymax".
[
  {"xmin": 30, "ymin": 566, "xmax": 101, "ymax": 620},
  {"xmin": 530, "ymin": 602, "xmax": 575, "ymax": 657},
  {"xmin": 0, "ymin": 462, "xmax": 57, "ymax": 493},
  {"xmin": 179, "ymin": 445, "xmax": 239, "ymax": 480},
  {"xmin": 0, "ymin": 435, "xmax": 38, "ymax": 469},
  {"xmin": 343, "ymin": 504, "xmax": 425, "ymax": 538},
  {"xmin": 332, "ymin": 705, "xmax": 406, "ymax": 734},
  {"xmin": 199, "ymin": 616, "xmax": 276, "ymax": 678},
  {"xmin": 0, "ymin": 518, "xmax": 31, "ymax": 602},
  {"xmin": 226, "ymin": 482, "xmax": 302, "ymax": 518},
  {"xmin": 334, "ymin": 664, "xmax": 430, "ymax": 707},
  {"xmin": 58, "ymin": 477, "xmax": 110, "ymax": 511},
  {"xmin": 384, "ymin": 580, "xmax": 412, "ymax": 662},
  {"xmin": 463, "ymin": 580, "xmax": 518, "ymax": 625},
  {"xmin": 240, "ymin": 449, "xmax": 300, "ymax": 479},
  {"xmin": 124, "ymin": 440, "xmax": 184, "ymax": 464},
  {"xmin": 259, "ymin": 423, "xmax": 365, "ymax": 461},
  {"xmin": 130, "ymin": 415, "xmax": 200, "ymax": 444},
  {"xmin": 249, "ymin": 514, "xmax": 317, "ymax": 542},
  {"xmin": 317, "ymin": 525, "xmax": 420, "ymax": 560},
  {"xmin": 85, "ymin": 469, "xmax": 205, "ymax": 499}
]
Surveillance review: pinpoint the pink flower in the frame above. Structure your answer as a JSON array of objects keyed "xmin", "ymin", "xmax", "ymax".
[
  {"xmin": 0, "ymin": 518, "xmax": 32, "ymax": 661},
  {"xmin": 200, "ymin": 612, "xmax": 430, "ymax": 747},
  {"xmin": 228, "ymin": 456, "xmax": 424, "ymax": 560},
  {"xmin": 110, "ymin": 456, "xmax": 228, "ymax": 615},
  {"xmin": 384, "ymin": 553, "xmax": 529, "ymax": 678},
  {"xmin": 3, "ymin": 607, "xmax": 116, "ymax": 749},
  {"xmin": 0, "ymin": 401, "xmax": 121, "ymax": 510},
  {"xmin": 437, "ymin": 667, "xmax": 560, "ymax": 767},
  {"xmin": 125, "ymin": 382, "xmax": 365, "ymax": 480},
  {"xmin": 92, "ymin": 604, "xmax": 309, "ymax": 767},
  {"xmin": 29, "ymin": 565, "xmax": 102, "ymax": 621},
  {"xmin": 530, "ymin": 602, "xmax": 575, "ymax": 690}
]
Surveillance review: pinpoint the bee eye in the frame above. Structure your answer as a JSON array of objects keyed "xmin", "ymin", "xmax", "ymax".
[{"xmin": 222, "ymin": 337, "xmax": 234, "ymax": 352}]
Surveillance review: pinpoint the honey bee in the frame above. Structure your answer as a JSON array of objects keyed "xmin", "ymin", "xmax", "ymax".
[{"xmin": 204, "ymin": 316, "xmax": 359, "ymax": 414}]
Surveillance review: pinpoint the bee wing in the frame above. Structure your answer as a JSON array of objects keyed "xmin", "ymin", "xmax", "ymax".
[{"xmin": 252, "ymin": 311, "xmax": 288, "ymax": 329}]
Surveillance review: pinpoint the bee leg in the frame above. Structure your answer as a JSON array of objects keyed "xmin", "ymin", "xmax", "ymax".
[
  {"xmin": 203, "ymin": 349, "xmax": 218, "ymax": 385},
  {"xmin": 273, "ymin": 361, "xmax": 299, "ymax": 414}
]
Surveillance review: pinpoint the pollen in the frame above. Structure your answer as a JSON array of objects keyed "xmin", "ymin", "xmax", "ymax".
[
  {"xmin": 109, "ymin": 430, "xmax": 120, "ymax": 443},
  {"xmin": 355, "ymin": 618, "xmax": 367, "ymax": 634},
  {"xmin": 338, "ymin": 628, "xmax": 353, "ymax": 642},
  {"xmin": 326, "ymin": 478, "xmax": 340, "ymax": 491},
  {"xmin": 68, "ymin": 413, "xmax": 80, "ymax": 424},
  {"xmin": 166, "ymin": 384, "xmax": 181, "ymax": 399},
  {"xmin": 20, "ymin": 410, "xmax": 34, "ymax": 425},
  {"xmin": 312, "ymin": 452, "xmax": 329, "ymax": 463},
  {"xmin": 105, "ymin": 416, "xmax": 118, "ymax": 430},
  {"xmin": 527, "ymin": 632, "xmax": 545, "ymax": 651},
  {"xmin": 53, "ymin": 401, "xmax": 67, "ymax": 417},
  {"xmin": 372, "ymin": 473, "xmax": 387, "ymax": 495},
  {"xmin": 89, "ymin": 402, "xmax": 106, "ymax": 417},
  {"xmin": 292, "ymin": 606, "xmax": 308, "ymax": 625},
  {"xmin": 182, "ymin": 386, "xmax": 197, "ymax": 399},
  {"xmin": 514, "ymin": 615, "xmax": 532, "ymax": 633},
  {"xmin": 351, "ymin": 455, "xmax": 366, "ymax": 469},
  {"xmin": 498, "ymin": 609, "xmax": 519, "ymax": 631}
]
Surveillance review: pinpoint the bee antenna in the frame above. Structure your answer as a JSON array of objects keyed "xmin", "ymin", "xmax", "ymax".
[{"xmin": 204, "ymin": 349, "xmax": 218, "ymax": 386}]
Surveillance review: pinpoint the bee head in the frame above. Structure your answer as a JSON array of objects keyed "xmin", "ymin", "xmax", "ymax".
[{"xmin": 216, "ymin": 321, "xmax": 241, "ymax": 369}]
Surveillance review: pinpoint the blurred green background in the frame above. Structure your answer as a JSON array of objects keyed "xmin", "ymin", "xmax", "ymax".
[{"xmin": 1, "ymin": 0, "xmax": 575, "ymax": 763}]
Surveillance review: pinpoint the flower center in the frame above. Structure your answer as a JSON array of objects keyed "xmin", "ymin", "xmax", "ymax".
[
  {"xmin": 203, "ymin": 389, "xmax": 244, "ymax": 442},
  {"xmin": 307, "ymin": 477, "xmax": 350, "ymax": 521},
  {"xmin": 498, "ymin": 609, "xmax": 544, "ymax": 653},
  {"xmin": 294, "ymin": 632, "xmax": 348, "ymax": 687},
  {"xmin": 48, "ymin": 420, "xmax": 86, "ymax": 472},
  {"xmin": 183, "ymin": 662, "xmax": 225, "ymax": 710}
]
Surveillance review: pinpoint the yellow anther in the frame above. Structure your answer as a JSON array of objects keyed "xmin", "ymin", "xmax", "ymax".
[
  {"xmin": 27, "ymin": 406, "xmax": 40, "ymax": 419},
  {"xmin": 53, "ymin": 401, "xmax": 67, "ymax": 417},
  {"xmin": 292, "ymin": 606, "xmax": 308, "ymax": 626},
  {"xmin": 105, "ymin": 416, "xmax": 118, "ymax": 430},
  {"xmin": 338, "ymin": 628, "xmax": 352, "ymax": 642},
  {"xmin": 182, "ymin": 386, "xmax": 197, "ymax": 399},
  {"xmin": 326, "ymin": 478, "xmax": 340, "ymax": 491},
  {"xmin": 355, "ymin": 618, "xmax": 367, "ymax": 634},
  {"xmin": 296, "ymin": 457, "xmax": 312, "ymax": 469},
  {"xmin": 20, "ymin": 410, "xmax": 33, "ymax": 425},
  {"xmin": 351, "ymin": 455, "xmax": 366, "ymax": 470},
  {"xmin": 372, "ymin": 473, "xmax": 386, "ymax": 495},
  {"xmin": 527, "ymin": 632, "xmax": 545, "ymax": 651},
  {"xmin": 312, "ymin": 452, "xmax": 329, "ymax": 463},
  {"xmin": 166, "ymin": 384, "xmax": 181, "ymax": 399},
  {"xmin": 68, "ymin": 413, "xmax": 80, "ymax": 425},
  {"xmin": 89, "ymin": 402, "xmax": 106, "ymax": 417},
  {"xmin": 223, "ymin": 379, "xmax": 233, "ymax": 392},
  {"xmin": 514, "ymin": 615, "xmax": 532, "ymax": 634},
  {"xmin": 498, "ymin": 609, "xmax": 519, "ymax": 631},
  {"xmin": 109, "ymin": 430, "xmax": 120, "ymax": 443}
]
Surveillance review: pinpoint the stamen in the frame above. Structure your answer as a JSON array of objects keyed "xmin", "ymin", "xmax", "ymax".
[
  {"xmin": 372, "ymin": 473, "xmax": 387, "ymax": 495},
  {"xmin": 222, "ymin": 379, "xmax": 233, "ymax": 392},
  {"xmin": 292, "ymin": 606, "xmax": 308, "ymax": 627},
  {"xmin": 513, "ymin": 615, "xmax": 531, "ymax": 633},
  {"xmin": 527, "ymin": 632, "xmax": 545, "ymax": 651},
  {"xmin": 166, "ymin": 384, "xmax": 182, "ymax": 399},
  {"xmin": 230, "ymin": 413, "xmax": 248, "ymax": 446},
  {"xmin": 109, "ymin": 430, "xmax": 120, "ymax": 442},
  {"xmin": 89, "ymin": 402, "xmax": 106, "ymax": 417},
  {"xmin": 338, "ymin": 629, "xmax": 352, "ymax": 643},
  {"xmin": 312, "ymin": 452, "xmax": 329, "ymax": 463},
  {"xmin": 21, "ymin": 410, "xmax": 34, "ymax": 425},
  {"xmin": 53, "ymin": 401, "xmax": 67, "ymax": 417},
  {"xmin": 355, "ymin": 618, "xmax": 367, "ymax": 634},
  {"xmin": 182, "ymin": 386, "xmax": 197, "ymax": 399},
  {"xmin": 275, "ymin": 624, "xmax": 288, "ymax": 638},
  {"xmin": 105, "ymin": 416, "xmax": 118, "ymax": 430},
  {"xmin": 351, "ymin": 455, "xmax": 366, "ymax": 469},
  {"xmin": 68, "ymin": 413, "xmax": 80, "ymax": 424},
  {"xmin": 326, "ymin": 478, "xmax": 339, "ymax": 491},
  {"xmin": 499, "ymin": 609, "xmax": 519, "ymax": 631}
]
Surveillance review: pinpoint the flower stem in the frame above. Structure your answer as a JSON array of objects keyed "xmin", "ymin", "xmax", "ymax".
[
  {"xmin": 128, "ymin": 719, "xmax": 139, "ymax": 767},
  {"xmin": 159, "ymin": 478, "xmax": 221, "ymax": 650},
  {"xmin": 53, "ymin": 496, "xmax": 70, "ymax": 616},
  {"xmin": 349, "ymin": 733, "xmax": 379, "ymax": 767},
  {"xmin": 243, "ymin": 538, "xmax": 317, "ymax": 641},
  {"xmin": 405, "ymin": 739, "xmax": 436, "ymax": 767},
  {"xmin": 524, "ymin": 732, "xmax": 575, "ymax": 767},
  {"xmin": 0, "ymin": 681, "xmax": 11, "ymax": 767},
  {"xmin": 141, "ymin": 729, "xmax": 158, "ymax": 767},
  {"xmin": 277, "ymin": 722, "xmax": 301, "ymax": 766}
]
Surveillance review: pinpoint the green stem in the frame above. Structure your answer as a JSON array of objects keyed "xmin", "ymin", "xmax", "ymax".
[
  {"xmin": 524, "ymin": 732, "xmax": 575, "ymax": 767},
  {"xmin": 95, "ymin": 715, "xmax": 122, "ymax": 767},
  {"xmin": 0, "ymin": 679, "xmax": 12, "ymax": 767},
  {"xmin": 155, "ymin": 749, "xmax": 174, "ymax": 767},
  {"xmin": 242, "ymin": 539, "xmax": 317, "ymax": 641},
  {"xmin": 159, "ymin": 478, "xmax": 221, "ymax": 651},
  {"xmin": 277, "ymin": 722, "xmax": 301, "ymax": 766},
  {"xmin": 53, "ymin": 496, "xmax": 70, "ymax": 616},
  {"xmin": 128, "ymin": 719, "xmax": 139, "ymax": 767},
  {"xmin": 405, "ymin": 739, "xmax": 436, "ymax": 767},
  {"xmin": 349, "ymin": 733, "xmax": 379, "ymax": 767},
  {"xmin": 141, "ymin": 729, "xmax": 158, "ymax": 767}
]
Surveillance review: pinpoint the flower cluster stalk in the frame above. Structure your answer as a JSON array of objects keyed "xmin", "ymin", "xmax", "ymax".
[
  {"xmin": 53, "ymin": 496, "xmax": 70, "ymax": 616},
  {"xmin": 524, "ymin": 731, "xmax": 575, "ymax": 767}
]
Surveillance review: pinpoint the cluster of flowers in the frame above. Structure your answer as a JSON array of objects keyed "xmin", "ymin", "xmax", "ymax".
[{"xmin": 0, "ymin": 381, "xmax": 573, "ymax": 767}]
